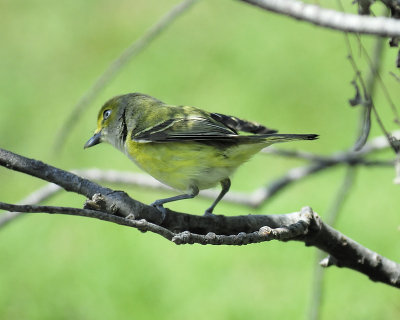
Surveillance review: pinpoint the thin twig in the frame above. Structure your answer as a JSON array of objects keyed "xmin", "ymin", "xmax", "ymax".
[
  {"xmin": 341, "ymin": 20, "xmax": 399, "ymax": 152},
  {"xmin": 0, "ymin": 202, "xmax": 174, "ymax": 240},
  {"xmin": 327, "ymin": 168, "xmax": 357, "ymax": 226},
  {"xmin": 308, "ymin": 18, "xmax": 385, "ymax": 314},
  {"xmin": 390, "ymin": 71, "xmax": 400, "ymax": 82},
  {"xmin": 356, "ymin": 34, "xmax": 400, "ymax": 125},
  {"xmin": 353, "ymin": 35, "xmax": 385, "ymax": 150},
  {"xmin": 55, "ymin": 0, "xmax": 200, "ymax": 151},
  {"xmin": 0, "ymin": 183, "xmax": 61, "ymax": 227},
  {"xmin": 335, "ymin": 4, "xmax": 398, "ymax": 154}
]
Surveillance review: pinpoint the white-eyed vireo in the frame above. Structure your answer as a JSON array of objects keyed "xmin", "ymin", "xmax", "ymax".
[{"xmin": 84, "ymin": 93, "xmax": 317, "ymax": 217}]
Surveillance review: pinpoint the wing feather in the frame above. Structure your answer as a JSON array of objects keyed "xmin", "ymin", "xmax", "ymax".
[{"xmin": 132, "ymin": 116, "xmax": 238, "ymax": 143}]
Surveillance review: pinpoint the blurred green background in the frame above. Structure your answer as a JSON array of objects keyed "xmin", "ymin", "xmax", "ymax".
[{"xmin": 1, "ymin": 0, "xmax": 400, "ymax": 319}]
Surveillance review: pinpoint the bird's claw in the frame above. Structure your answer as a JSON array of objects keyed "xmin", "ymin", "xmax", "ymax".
[
  {"xmin": 203, "ymin": 210, "xmax": 216, "ymax": 217},
  {"xmin": 151, "ymin": 201, "xmax": 167, "ymax": 221}
]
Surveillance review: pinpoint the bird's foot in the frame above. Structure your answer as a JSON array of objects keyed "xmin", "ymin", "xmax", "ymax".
[
  {"xmin": 150, "ymin": 200, "xmax": 167, "ymax": 221},
  {"xmin": 203, "ymin": 210, "xmax": 216, "ymax": 217}
]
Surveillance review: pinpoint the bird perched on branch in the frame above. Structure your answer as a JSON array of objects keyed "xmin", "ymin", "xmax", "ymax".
[{"xmin": 84, "ymin": 93, "xmax": 318, "ymax": 218}]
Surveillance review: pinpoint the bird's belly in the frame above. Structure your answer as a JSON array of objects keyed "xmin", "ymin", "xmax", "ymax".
[{"xmin": 125, "ymin": 141, "xmax": 241, "ymax": 192}]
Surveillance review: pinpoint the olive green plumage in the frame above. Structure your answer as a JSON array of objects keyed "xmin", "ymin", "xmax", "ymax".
[{"xmin": 84, "ymin": 93, "xmax": 318, "ymax": 217}]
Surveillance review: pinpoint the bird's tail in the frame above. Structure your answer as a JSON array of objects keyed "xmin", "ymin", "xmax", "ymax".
[{"xmin": 238, "ymin": 133, "xmax": 318, "ymax": 144}]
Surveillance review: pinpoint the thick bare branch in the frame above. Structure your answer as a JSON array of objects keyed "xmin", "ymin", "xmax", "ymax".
[
  {"xmin": 0, "ymin": 148, "xmax": 163, "ymax": 224},
  {"xmin": 1, "ymin": 148, "xmax": 400, "ymax": 287},
  {"xmin": 1, "ymin": 198, "xmax": 399, "ymax": 288},
  {"xmin": 240, "ymin": 0, "xmax": 400, "ymax": 37}
]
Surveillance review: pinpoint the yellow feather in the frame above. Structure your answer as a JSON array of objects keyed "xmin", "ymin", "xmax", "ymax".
[{"xmin": 126, "ymin": 139, "xmax": 268, "ymax": 192}]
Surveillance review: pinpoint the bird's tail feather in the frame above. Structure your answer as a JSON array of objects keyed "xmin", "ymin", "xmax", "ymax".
[{"xmin": 238, "ymin": 133, "xmax": 318, "ymax": 143}]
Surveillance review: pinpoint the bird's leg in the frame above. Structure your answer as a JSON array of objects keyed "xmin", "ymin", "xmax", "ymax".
[
  {"xmin": 151, "ymin": 186, "xmax": 199, "ymax": 220},
  {"xmin": 204, "ymin": 178, "xmax": 231, "ymax": 216}
]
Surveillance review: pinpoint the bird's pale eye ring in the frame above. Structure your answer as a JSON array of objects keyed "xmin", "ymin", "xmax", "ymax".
[{"xmin": 103, "ymin": 109, "xmax": 112, "ymax": 120}]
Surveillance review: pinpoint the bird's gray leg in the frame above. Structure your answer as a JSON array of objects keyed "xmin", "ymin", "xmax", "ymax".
[
  {"xmin": 204, "ymin": 178, "xmax": 231, "ymax": 216},
  {"xmin": 151, "ymin": 186, "xmax": 199, "ymax": 220}
]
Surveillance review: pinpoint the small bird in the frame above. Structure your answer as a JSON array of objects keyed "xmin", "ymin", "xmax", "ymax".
[{"xmin": 84, "ymin": 93, "xmax": 317, "ymax": 218}]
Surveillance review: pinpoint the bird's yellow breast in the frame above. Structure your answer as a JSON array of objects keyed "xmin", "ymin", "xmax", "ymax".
[{"xmin": 125, "ymin": 140, "xmax": 267, "ymax": 192}]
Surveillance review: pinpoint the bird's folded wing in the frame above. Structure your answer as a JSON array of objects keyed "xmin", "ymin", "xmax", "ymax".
[
  {"xmin": 210, "ymin": 113, "xmax": 277, "ymax": 134},
  {"xmin": 132, "ymin": 117, "xmax": 238, "ymax": 143}
]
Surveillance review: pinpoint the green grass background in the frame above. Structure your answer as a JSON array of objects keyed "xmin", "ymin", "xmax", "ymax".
[{"xmin": 1, "ymin": 0, "xmax": 400, "ymax": 319}]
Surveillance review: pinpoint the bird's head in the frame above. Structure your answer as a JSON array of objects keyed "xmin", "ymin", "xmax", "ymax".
[
  {"xmin": 84, "ymin": 95, "xmax": 124, "ymax": 150},
  {"xmin": 84, "ymin": 93, "xmax": 163, "ymax": 151}
]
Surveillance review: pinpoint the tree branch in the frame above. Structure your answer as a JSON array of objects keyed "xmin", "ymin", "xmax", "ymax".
[
  {"xmin": 0, "ymin": 148, "xmax": 163, "ymax": 224},
  {"xmin": 1, "ymin": 197, "xmax": 399, "ymax": 288},
  {"xmin": 1, "ymin": 147, "xmax": 400, "ymax": 288},
  {"xmin": 239, "ymin": 0, "xmax": 400, "ymax": 37},
  {"xmin": 0, "ymin": 183, "xmax": 61, "ymax": 227},
  {"xmin": 0, "ymin": 202, "xmax": 175, "ymax": 240},
  {"xmin": 353, "ymin": 35, "xmax": 386, "ymax": 151}
]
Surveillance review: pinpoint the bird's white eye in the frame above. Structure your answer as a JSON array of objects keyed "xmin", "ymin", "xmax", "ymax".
[{"xmin": 103, "ymin": 109, "xmax": 112, "ymax": 120}]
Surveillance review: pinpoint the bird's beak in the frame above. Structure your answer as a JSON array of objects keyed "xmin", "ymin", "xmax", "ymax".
[{"xmin": 84, "ymin": 131, "xmax": 102, "ymax": 149}]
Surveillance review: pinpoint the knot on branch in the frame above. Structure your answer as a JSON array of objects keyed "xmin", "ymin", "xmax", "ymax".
[
  {"xmin": 82, "ymin": 190, "xmax": 164, "ymax": 224},
  {"xmin": 84, "ymin": 192, "xmax": 122, "ymax": 215},
  {"xmin": 84, "ymin": 193, "xmax": 107, "ymax": 211},
  {"xmin": 299, "ymin": 206, "xmax": 324, "ymax": 246},
  {"xmin": 299, "ymin": 206, "xmax": 317, "ymax": 230},
  {"xmin": 136, "ymin": 219, "xmax": 150, "ymax": 233},
  {"xmin": 258, "ymin": 218, "xmax": 309, "ymax": 241},
  {"xmin": 172, "ymin": 231, "xmax": 195, "ymax": 245}
]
